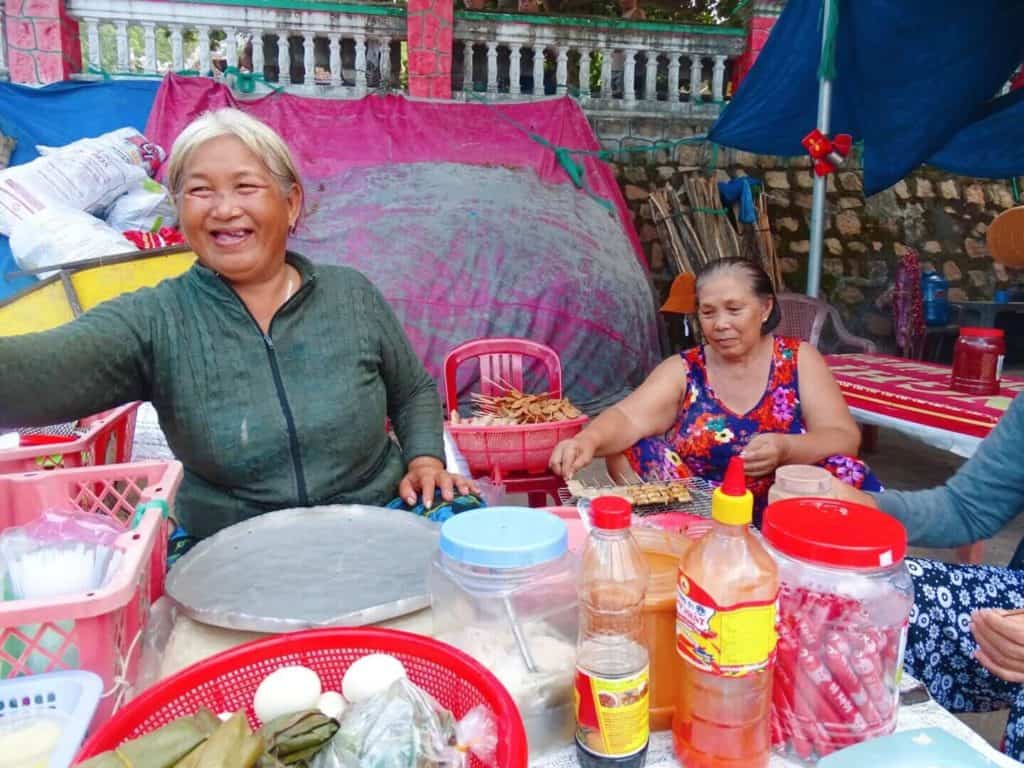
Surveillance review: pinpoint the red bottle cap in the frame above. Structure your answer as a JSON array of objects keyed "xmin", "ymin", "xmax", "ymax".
[
  {"xmin": 590, "ymin": 496, "xmax": 632, "ymax": 530},
  {"xmin": 762, "ymin": 498, "xmax": 907, "ymax": 569},
  {"xmin": 721, "ymin": 455, "xmax": 747, "ymax": 496}
]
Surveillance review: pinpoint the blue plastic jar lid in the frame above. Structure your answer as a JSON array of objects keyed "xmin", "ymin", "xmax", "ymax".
[{"xmin": 439, "ymin": 507, "xmax": 568, "ymax": 569}]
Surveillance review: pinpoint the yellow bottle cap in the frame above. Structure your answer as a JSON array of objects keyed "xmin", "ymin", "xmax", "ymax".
[{"xmin": 712, "ymin": 456, "xmax": 754, "ymax": 526}]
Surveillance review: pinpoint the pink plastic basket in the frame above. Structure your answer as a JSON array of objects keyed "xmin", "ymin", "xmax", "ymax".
[
  {"xmin": 0, "ymin": 461, "xmax": 183, "ymax": 724},
  {"xmin": 449, "ymin": 415, "xmax": 588, "ymax": 476},
  {"xmin": 0, "ymin": 402, "xmax": 140, "ymax": 473}
]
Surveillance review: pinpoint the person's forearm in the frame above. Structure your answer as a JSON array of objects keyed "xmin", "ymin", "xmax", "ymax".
[
  {"xmin": 781, "ymin": 426, "xmax": 860, "ymax": 465},
  {"xmin": 873, "ymin": 486, "xmax": 991, "ymax": 548},
  {"xmin": 0, "ymin": 300, "xmax": 149, "ymax": 428},
  {"xmin": 579, "ymin": 405, "xmax": 648, "ymax": 458},
  {"xmin": 391, "ymin": 373, "xmax": 445, "ymax": 464}
]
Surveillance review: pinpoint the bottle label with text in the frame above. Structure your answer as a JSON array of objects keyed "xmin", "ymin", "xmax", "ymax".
[
  {"xmin": 676, "ymin": 569, "xmax": 778, "ymax": 676},
  {"xmin": 574, "ymin": 666, "xmax": 650, "ymax": 758}
]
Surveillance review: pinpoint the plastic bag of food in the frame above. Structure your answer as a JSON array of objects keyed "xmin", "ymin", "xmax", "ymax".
[
  {"xmin": 0, "ymin": 127, "xmax": 164, "ymax": 235},
  {"xmin": 311, "ymin": 679, "xmax": 496, "ymax": 768},
  {"xmin": 106, "ymin": 177, "xmax": 178, "ymax": 233},
  {"xmin": 10, "ymin": 206, "xmax": 136, "ymax": 278}
]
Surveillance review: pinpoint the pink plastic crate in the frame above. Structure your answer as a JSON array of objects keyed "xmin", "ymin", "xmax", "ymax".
[
  {"xmin": 0, "ymin": 402, "xmax": 140, "ymax": 474},
  {"xmin": 449, "ymin": 415, "xmax": 588, "ymax": 476},
  {"xmin": 0, "ymin": 461, "xmax": 183, "ymax": 724}
]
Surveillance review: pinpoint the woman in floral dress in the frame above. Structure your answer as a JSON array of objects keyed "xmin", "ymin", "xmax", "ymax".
[{"xmin": 549, "ymin": 257, "xmax": 879, "ymax": 521}]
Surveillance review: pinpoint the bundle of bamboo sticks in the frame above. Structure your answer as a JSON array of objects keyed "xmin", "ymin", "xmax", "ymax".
[{"xmin": 649, "ymin": 172, "xmax": 782, "ymax": 291}]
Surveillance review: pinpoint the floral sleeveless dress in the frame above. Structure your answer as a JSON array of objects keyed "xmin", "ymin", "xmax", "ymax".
[{"xmin": 626, "ymin": 336, "xmax": 881, "ymax": 520}]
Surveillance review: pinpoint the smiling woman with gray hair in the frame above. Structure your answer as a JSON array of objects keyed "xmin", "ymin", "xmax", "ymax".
[{"xmin": 0, "ymin": 108, "xmax": 471, "ymax": 540}]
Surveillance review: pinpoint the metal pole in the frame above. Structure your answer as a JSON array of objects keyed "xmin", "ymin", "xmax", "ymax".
[{"xmin": 806, "ymin": 0, "xmax": 835, "ymax": 298}]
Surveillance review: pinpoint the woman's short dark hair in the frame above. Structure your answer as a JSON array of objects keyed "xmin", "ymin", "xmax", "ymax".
[{"xmin": 695, "ymin": 257, "xmax": 781, "ymax": 335}]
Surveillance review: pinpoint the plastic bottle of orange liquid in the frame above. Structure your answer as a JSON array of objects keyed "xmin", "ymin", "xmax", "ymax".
[{"xmin": 672, "ymin": 456, "xmax": 780, "ymax": 768}]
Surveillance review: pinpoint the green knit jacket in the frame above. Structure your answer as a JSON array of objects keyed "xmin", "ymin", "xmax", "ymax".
[{"xmin": 0, "ymin": 253, "xmax": 445, "ymax": 539}]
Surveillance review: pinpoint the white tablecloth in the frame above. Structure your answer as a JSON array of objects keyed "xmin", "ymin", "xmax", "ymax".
[
  {"xmin": 532, "ymin": 688, "xmax": 1016, "ymax": 767},
  {"xmin": 850, "ymin": 406, "xmax": 981, "ymax": 458}
]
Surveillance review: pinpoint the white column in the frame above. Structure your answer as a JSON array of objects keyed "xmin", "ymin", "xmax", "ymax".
[
  {"xmin": 303, "ymin": 33, "xmax": 315, "ymax": 84},
  {"xmin": 486, "ymin": 42, "xmax": 499, "ymax": 94},
  {"xmin": 354, "ymin": 34, "xmax": 367, "ymax": 93},
  {"xmin": 532, "ymin": 46, "xmax": 545, "ymax": 96},
  {"xmin": 622, "ymin": 48, "xmax": 637, "ymax": 103},
  {"xmin": 600, "ymin": 49, "xmax": 612, "ymax": 98},
  {"xmin": 644, "ymin": 51, "xmax": 658, "ymax": 101},
  {"xmin": 668, "ymin": 52, "xmax": 681, "ymax": 102},
  {"xmin": 329, "ymin": 34, "xmax": 341, "ymax": 86},
  {"xmin": 462, "ymin": 41, "xmax": 474, "ymax": 92},
  {"xmin": 86, "ymin": 19, "xmax": 101, "ymax": 71},
  {"xmin": 509, "ymin": 43, "xmax": 522, "ymax": 96},
  {"xmin": 277, "ymin": 33, "xmax": 291, "ymax": 85},
  {"xmin": 689, "ymin": 54, "xmax": 703, "ymax": 103},
  {"xmin": 197, "ymin": 25, "xmax": 211, "ymax": 75},
  {"xmin": 142, "ymin": 23, "xmax": 156, "ymax": 74},
  {"xmin": 225, "ymin": 27, "xmax": 237, "ymax": 71},
  {"xmin": 556, "ymin": 46, "xmax": 569, "ymax": 94},
  {"xmin": 378, "ymin": 38, "xmax": 392, "ymax": 88},
  {"xmin": 578, "ymin": 48, "xmax": 591, "ymax": 98},
  {"xmin": 115, "ymin": 21, "xmax": 129, "ymax": 72},
  {"xmin": 169, "ymin": 26, "xmax": 183, "ymax": 72},
  {"xmin": 712, "ymin": 54, "xmax": 727, "ymax": 101},
  {"xmin": 0, "ymin": 12, "xmax": 6, "ymax": 76},
  {"xmin": 251, "ymin": 33, "xmax": 264, "ymax": 78}
]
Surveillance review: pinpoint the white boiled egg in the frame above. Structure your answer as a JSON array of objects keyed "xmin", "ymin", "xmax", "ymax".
[
  {"xmin": 341, "ymin": 654, "xmax": 407, "ymax": 704},
  {"xmin": 253, "ymin": 665, "xmax": 322, "ymax": 724},
  {"xmin": 317, "ymin": 691, "xmax": 347, "ymax": 720}
]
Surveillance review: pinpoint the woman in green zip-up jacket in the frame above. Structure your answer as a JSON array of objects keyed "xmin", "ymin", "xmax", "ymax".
[{"xmin": 0, "ymin": 108, "xmax": 469, "ymax": 539}]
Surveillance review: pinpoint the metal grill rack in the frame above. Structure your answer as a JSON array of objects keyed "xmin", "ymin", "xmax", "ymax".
[{"xmin": 557, "ymin": 465, "xmax": 714, "ymax": 519}]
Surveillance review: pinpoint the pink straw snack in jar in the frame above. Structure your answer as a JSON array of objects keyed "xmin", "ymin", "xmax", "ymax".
[{"xmin": 761, "ymin": 498, "xmax": 913, "ymax": 761}]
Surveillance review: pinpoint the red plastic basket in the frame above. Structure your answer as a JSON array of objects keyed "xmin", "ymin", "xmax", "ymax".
[
  {"xmin": 0, "ymin": 402, "xmax": 140, "ymax": 473},
  {"xmin": 75, "ymin": 628, "xmax": 529, "ymax": 768},
  {"xmin": 449, "ymin": 415, "xmax": 588, "ymax": 476}
]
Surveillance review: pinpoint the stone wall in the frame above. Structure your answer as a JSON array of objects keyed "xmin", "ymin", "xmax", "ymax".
[{"xmin": 610, "ymin": 144, "xmax": 1023, "ymax": 351}]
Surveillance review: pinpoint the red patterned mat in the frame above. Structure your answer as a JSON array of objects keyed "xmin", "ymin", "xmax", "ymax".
[{"xmin": 825, "ymin": 354, "xmax": 1023, "ymax": 438}]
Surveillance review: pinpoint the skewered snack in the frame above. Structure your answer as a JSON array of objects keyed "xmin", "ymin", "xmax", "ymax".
[
  {"xmin": 450, "ymin": 389, "xmax": 582, "ymax": 426},
  {"xmin": 567, "ymin": 479, "xmax": 692, "ymax": 507}
]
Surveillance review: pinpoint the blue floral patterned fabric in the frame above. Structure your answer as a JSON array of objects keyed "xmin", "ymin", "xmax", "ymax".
[{"xmin": 627, "ymin": 336, "xmax": 881, "ymax": 521}]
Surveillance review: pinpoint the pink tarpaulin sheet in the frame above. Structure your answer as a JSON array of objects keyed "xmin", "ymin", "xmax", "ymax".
[
  {"xmin": 145, "ymin": 75, "xmax": 644, "ymax": 266},
  {"xmin": 144, "ymin": 75, "xmax": 659, "ymax": 412}
]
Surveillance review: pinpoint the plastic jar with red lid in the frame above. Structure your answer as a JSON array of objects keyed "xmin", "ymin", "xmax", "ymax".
[
  {"xmin": 760, "ymin": 498, "xmax": 914, "ymax": 761},
  {"xmin": 951, "ymin": 327, "xmax": 1005, "ymax": 395}
]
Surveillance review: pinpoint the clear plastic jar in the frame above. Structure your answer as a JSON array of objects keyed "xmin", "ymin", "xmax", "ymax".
[
  {"xmin": 766, "ymin": 465, "xmax": 836, "ymax": 506},
  {"xmin": 429, "ymin": 507, "xmax": 579, "ymax": 756},
  {"xmin": 761, "ymin": 498, "xmax": 914, "ymax": 762},
  {"xmin": 951, "ymin": 327, "xmax": 1005, "ymax": 395}
]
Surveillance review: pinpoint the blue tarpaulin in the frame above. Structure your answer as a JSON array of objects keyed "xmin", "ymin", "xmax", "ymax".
[
  {"xmin": 930, "ymin": 87, "xmax": 1024, "ymax": 180},
  {"xmin": 709, "ymin": 0, "xmax": 1024, "ymax": 195},
  {"xmin": 0, "ymin": 79, "xmax": 161, "ymax": 300}
]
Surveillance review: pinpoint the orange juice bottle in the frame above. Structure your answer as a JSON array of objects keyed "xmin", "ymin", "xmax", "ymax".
[{"xmin": 672, "ymin": 456, "xmax": 780, "ymax": 768}]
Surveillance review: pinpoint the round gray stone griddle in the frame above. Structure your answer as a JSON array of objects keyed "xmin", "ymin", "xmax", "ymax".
[{"xmin": 165, "ymin": 505, "xmax": 439, "ymax": 633}]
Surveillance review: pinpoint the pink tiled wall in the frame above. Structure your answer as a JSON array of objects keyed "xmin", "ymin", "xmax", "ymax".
[
  {"xmin": 406, "ymin": 0, "xmax": 453, "ymax": 99},
  {"xmin": 5, "ymin": 0, "xmax": 82, "ymax": 84}
]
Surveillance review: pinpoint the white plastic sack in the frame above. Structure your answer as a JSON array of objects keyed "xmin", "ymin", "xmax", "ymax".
[
  {"xmin": 10, "ymin": 206, "xmax": 137, "ymax": 278},
  {"xmin": 0, "ymin": 127, "xmax": 165, "ymax": 235},
  {"xmin": 105, "ymin": 178, "xmax": 177, "ymax": 233}
]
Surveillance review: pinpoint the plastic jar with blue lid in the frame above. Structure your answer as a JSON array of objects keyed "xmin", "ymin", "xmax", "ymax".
[{"xmin": 430, "ymin": 507, "xmax": 579, "ymax": 756}]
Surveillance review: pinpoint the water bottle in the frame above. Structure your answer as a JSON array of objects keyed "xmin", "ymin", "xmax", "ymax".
[{"xmin": 921, "ymin": 271, "xmax": 950, "ymax": 326}]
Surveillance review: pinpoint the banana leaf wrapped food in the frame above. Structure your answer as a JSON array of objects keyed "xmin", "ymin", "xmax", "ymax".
[{"xmin": 78, "ymin": 710, "xmax": 338, "ymax": 768}]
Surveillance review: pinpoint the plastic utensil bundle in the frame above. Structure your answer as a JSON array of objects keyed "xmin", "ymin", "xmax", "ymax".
[{"xmin": 6, "ymin": 542, "xmax": 121, "ymax": 600}]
